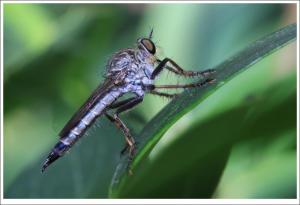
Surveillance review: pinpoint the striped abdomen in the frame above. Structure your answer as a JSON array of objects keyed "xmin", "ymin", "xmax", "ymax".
[
  {"xmin": 42, "ymin": 90, "xmax": 122, "ymax": 172},
  {"xmin": 61, "ymin": 92, "xmax": 120, "ymax": 146}
]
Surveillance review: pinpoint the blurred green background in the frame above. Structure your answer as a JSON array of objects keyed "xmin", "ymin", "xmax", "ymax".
[{"xmin": 3, "ymin": 3, "xmax": 297, "ymax": 198}]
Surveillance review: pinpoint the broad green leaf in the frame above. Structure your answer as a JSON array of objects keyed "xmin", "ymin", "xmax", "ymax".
[
  {"xmin": 109, "ymin": 24, "xmax": 296, "ymax": 198},
  {"xmin": 215, "ymin": 130, "xmax": 297, "ymax": 198}
]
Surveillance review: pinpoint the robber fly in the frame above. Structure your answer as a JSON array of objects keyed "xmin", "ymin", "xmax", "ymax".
[{"xmin": 42, "ymin": 30, "xmax": 215, "ymax": 173}]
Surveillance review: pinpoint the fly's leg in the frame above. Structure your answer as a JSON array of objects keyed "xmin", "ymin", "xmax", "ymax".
[
  {"xmin": 105, "ymin": 113, "xmax": 135, "ymax": 157},
  {"xmin": 149, "ymin": 90, "xmax": 178, "ymax": 99},
  {"xmin": 149, "ymin": 58, "xmax": 216, "ymax": 98},
  {"xmin": 108, "ymin": 97, "xmax": 136, "ymax": 109},
  {"xmin": 114, "ymin": 97, "xmax": 143, "ymax": 163},
  {"xmin": 106, "ymin": 96, "xmax": 143, "ymax": 174},
  {"xmin": 146, "ymin": 79, "xmax": 215, "ymax": 100},
  {"xmin": 153, "ymin": 78, "xmax": 216, "ymax": 89},
  {"xmin": 151, "ymin": 58, "xmax": 216, "ymax": 79}
]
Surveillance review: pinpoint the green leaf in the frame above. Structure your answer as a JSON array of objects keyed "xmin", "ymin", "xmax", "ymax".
[
  {"xmin": 109, "ymin": 24, "xmax": 296, "ymax": 198},
  {"xmin": 215, "ymin": 131, "xmax": 297, "ymax": 198}
]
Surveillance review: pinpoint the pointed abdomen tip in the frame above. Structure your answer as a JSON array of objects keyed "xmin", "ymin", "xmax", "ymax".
[{"xmin": 41, "ymin": 151, "xmax": 60, "ymax": 173}]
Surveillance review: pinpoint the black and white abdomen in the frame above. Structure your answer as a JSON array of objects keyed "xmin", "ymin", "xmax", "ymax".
[
  {"xmin": 42, "ymin": 88, "xmax": 123, "ymax": 172},
  {"xmin": 48, "ymin": 90, "xmax": 122, "ymax": 159},
  {"xmin": 60, "ymin": 89, "xmax": 122, "ymax": 146}
]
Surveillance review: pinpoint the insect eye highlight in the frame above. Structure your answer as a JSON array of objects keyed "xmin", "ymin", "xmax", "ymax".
[{"xmin": 141, "ymin": 38, "xmax": 156, "ymax": 54}]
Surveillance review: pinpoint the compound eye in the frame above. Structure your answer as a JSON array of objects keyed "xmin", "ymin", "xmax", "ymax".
[{"xmin": 141, "ymin": 38, "xmax": 156, "ymax": 54}]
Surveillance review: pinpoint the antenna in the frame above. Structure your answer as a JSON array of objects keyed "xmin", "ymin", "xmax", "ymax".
[{"xmin": 149, "ymin": 28, "xmax": 154, "ymax": 39}]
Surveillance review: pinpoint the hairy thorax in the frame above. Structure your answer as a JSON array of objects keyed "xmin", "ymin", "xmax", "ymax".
[{"xmin": 106, "ymin": 48, "xmax": 155, "ymax": 96}]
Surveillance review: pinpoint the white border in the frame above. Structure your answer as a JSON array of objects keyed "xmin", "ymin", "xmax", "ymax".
[
  {"xmin": 1, "ymin": 0, "xmax": 299, "ymax": 4},
  {"xmin": 0, "ymin": 0, "xmax": 299, "ymax": 204},
  {"xmin": 1, "ymin": 199, "xmax": 300, "ymax": 204}
]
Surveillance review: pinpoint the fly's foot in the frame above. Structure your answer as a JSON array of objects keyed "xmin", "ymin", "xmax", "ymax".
[
  {"xmin": 206, "ymin": 78, "xmax": 217, "ymax": 84},
  {"xmin": 120, "ymin": 140, "xmax": 138, "ymax": 156},
  {"xmin": 194, "ymin": 68, "xmax": 216, "ymax": 77},
  {"xmin": 126, "ymin": 141, "xmax": 137, "ymax": 175}
]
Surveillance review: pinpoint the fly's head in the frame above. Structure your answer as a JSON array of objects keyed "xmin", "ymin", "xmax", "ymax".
[
  {"xmin": 136, "ymin": 37, "xmax": 157, "ymax": 64},
  {"xmin": 137, "ymin": 38, "xmax": 156, "ymax": 56}
]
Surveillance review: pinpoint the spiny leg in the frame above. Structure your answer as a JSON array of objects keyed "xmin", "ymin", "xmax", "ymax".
[
  {"xmin": 165, "ymin": 65, "xmax": 215, "ymax": 78},
  {"xmin": 115, "ymin": 96, "xmax": 143, "ymax": 114},
  {"xmin": 105, "ymin": 113, "xmax": 135, "ymax": 156},
  {"xmin": 106, "ymin": 96, "xmax": 143, "ymax": 174},
  {"xmin": 115, "ymin": 96, "xmax": 143, "ymax": 156},
  {"xmin": 149, "ymin": 90, "xmax": 178, "ymax": 99},
  {"xmin": 108, "ymin": 97, "xmax": 136, "ymax": 109},
  {"xmin": 151, "ymin": 58, "xmax": 216, "ymax": 79},
  {"xmin": 146, "ymin": 79, "xmax": 215, "ymax": 99},
  {"xmin": 107, "ymin": 97, "xmax": 143, "ymax": 154},
  {"xmin": 153, "ymin": 78, "xmax": 216, "ymax": 89}
]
